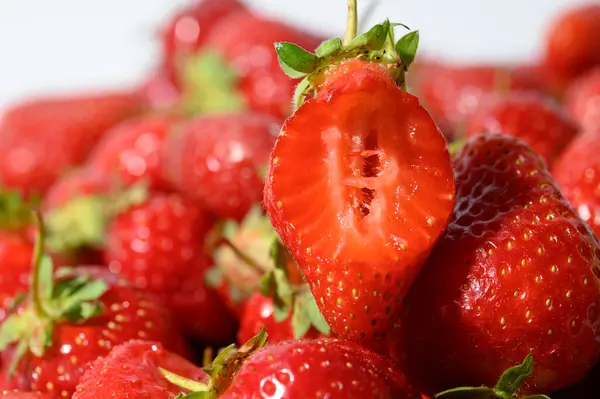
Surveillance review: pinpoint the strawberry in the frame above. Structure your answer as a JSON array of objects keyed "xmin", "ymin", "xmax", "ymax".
[
  {"xmin": 86, "ymin": 115, "xmax": 179, "ymax": 192},
  {"xmin": 264, "ymin": 12, "xmax": 455, "ymax": 344},
  {"xmin": 543, "ymin": 3, "xmax": 600, "ymax": 86},
  {"xmin": 1, "ymin": 391, "xmax": 51, "ymax": 399},
  {"xmin": 0, "ymin": 92, "xmax": 145, "ymax": 197},
  {"xmin": 104, "ymin": 192, "xmax": 238, "ymax": 345},
  {"xmin": 0, "ymin": 218, "xmax": 187, "ymax": 397},
  {"xmin": 0, "ymin": 231, "xmax": 33, "ymax": 324},
  {"xmin": 565, "ymin": 68, "xmax": 600, "ymax": 132},
  {"xmin": 164, "ymin": 113, "xmax": 279, "ymax": 220},
  {"xmin": 389, "ymin": 134, "xmax": 600, "ymax": 394},
  {"xmin": 220, "ymin": 338, "xmax": 422, "ymax": 398},
  {"xmin": 42, "ymin": 168, "xmax": 112, "ymax": 212},
  {"xmin": 553, "ymin": 132, "xmax": 600, "ymax": 236},
  {"xmin": 466, "ymin": 92, "xmax": 579, "ymax": 166},
  {"xmin": 177, "ymin": 11, "xmax": 323, "ymax": 121},
  {"xmin": 72, "ymin": 340, "xmax": 207, "ymax": 399},
  {"xmin": 411, "ymin": 62, "xmax": 546, "ymax": 136},
  {"xmin": 159, "ymin": 0, "xmax": 246, "ymax": 90}
]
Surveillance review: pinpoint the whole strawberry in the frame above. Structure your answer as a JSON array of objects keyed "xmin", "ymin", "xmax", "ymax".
[
  {"xmin": 72, "ymin": 340, "xmax": 207, "ymax": 399},
  {"xmin": 264, "ymin": 13, "xmax": 455, "ymax": 344},
  {"xmin": 0, "ymin": 218, "xmax": 187, "ymax": 397},
  {"xmin": 565, "ymin": 68, "xmax": 600, "ymax": 132},
  {"xmin": 86, "ymin": 115, "xmax": 180, "ymax": 191},
  {"xmin": 164, "ymin": 113, "xmax": 278, "ymax": 220},
  {"xmin": 466, "ymin": 92, "xmax": 579, "ymax": 166},
  {"xmin": 389, "ymin": 134, "xmax": 600, "ymax": 395},
  {"xmin": 543, "ymin": 3, "xmax": 600, "ymax": 86},
  {"xmin": 553, "ymin": 132, "xmax": 600, "ymax": 236},
  {"xmin": 104, "ymin": 192, "xmax": 237, "ymax": 345},
  {"xmin": 0, "ymin": 92, "xmax": 145, "ymax": 197},
  {"xmin": 220, "ymin": 338, "xmax": 422, "ymax": 398}
]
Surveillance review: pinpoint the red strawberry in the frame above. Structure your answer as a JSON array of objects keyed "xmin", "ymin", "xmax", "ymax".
[
  {"xmin": 543, "ymin": 3, "xmax": 600, "ymax": 86},
  {"xmin": 104, "ymin": 192, "xmax": 237, "ymax": 345},
  {"xmin": 86, "ymin": 115, "xmax": 179, "ymax": 192},
  {"xmin": 565, "ymin": 68, "xmax": 600, "ymax": 132},
  {"xmin": 42, "ymin": 168, "xmax": 112, "ymax": 212},
  {"xmin": 164, "ymin": 113, "xmax": 278, "ymax": 220},
  {"xmin": 0, "ymin": 221, "xmax": 187, "ymax": 397},
  {"xmin": 72, "ymin": 340, "xmax": 207, "ymax": 399},
  {"xmin": 553, "ymin": 132, "xmax": 600, "ymax": 236},
  {"xmin": 220, "ymin": 338, "xmax": 422, "ymax": 398},
  {"xmin": 466, "ymin": 92, "xmax": 579, "ymax": 166},
  {"xmin": 0, "ymin": 231, "xmax": 33, "ymax": 324},
  {"xmin": 0, "ymin": 92, "xmax": 145, "ymax": 197},
  {"xmin": 264, "ymin": 58, "xmax": 455, "ymax": 344},
  {"xmin": 411, "ymin": 62, "xmax": 546, "ymax": 136},
  {"xmin": 389, "ymin": 134, "xmax": 600, "ymax": 394},
  {"xmin": 1, "ymin": 391, "xmax": 51, "ymax": 399},
  {"xmin": 180, "ymin": 11, "xmax": 323, "ymax": 121}
]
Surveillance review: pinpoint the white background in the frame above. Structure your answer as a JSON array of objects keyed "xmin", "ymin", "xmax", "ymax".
[{"xmin": 0, "ymin": 0, "xmax": 589, "ymax": 108}]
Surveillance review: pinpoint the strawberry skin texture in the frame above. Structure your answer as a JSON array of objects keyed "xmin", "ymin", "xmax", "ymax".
[
  {"xmin": 86, "ymin": 115, "xmax": 178, "ymax": 191},
  {"xmin": 411, "ymin": 62, "xmax": 545, "ymax": 135},
  {"xmin": 221, "ymin": 338, "xmax": 422, "ymax": 399},
  {"xmin": 72, "ymin": 340, "xmax": 207, "ymax": 399},
  {"xmin": 390, "ymin": 134, "xmax": 600, "ymax": 394},
  {"xmin": 165, "ymin": 113, "xmax": 279, "ymax": 220},
  {"xmin": 1, "ymin": 391, "xmax": 51, "ymax": 399},
  {"xmin": 264, "ymin": 60, "xmax": 456, "ymax": 343},
  {"xmin": 0, "ymin": 232, "xmax": 33, "ymax": 323},
  {"xmin": 160, "ymin": 0, "xmax": 246, "ymax": 89},
  {"xmin": 466, "ymin": 93, "xmax": 579, "ymax": 166},
  {"xmin": 1, "ymin": 267, "xmax": 187, "ymax": 397},
  {"xmin": 553, "ymin": 132, "xmax": 600, "ymax": 236},
  {"xmin": 104, "ymin": 193, "xmax": 238, "ymax": 344},
  {"xmin": 204, "ymin": 12, "xmax": 323, "ymax": 120},
  {"xmin": 237, "ymin": 292, "xmax": 324, "ymax": 345},
  {"xmin": 0, "ymin": 92, "xmax": 145, "ymax": 197},
  {"xmin": 543, "ymin": 4, "xmax": 600, "ymax": 85},
  {"xmin": 565, "ymin": 68, "xmax": 600, "ymax": 133}
]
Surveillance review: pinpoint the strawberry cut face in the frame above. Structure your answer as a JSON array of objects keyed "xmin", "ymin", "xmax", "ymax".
[{"xmin": 264, "ymin": 61, "xmax": 456, "ymax": 342}]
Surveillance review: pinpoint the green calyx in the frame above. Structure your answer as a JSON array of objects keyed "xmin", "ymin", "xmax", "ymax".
[
  {"xmin": 0, "ymin": 212, "xmax": 108, "ymax": 375},
  {"xmin": 259, "ymin": 240, "xmax": 330, "ymax": 339},
  {"xmin": 209, "ymin": 206, "xmax": 279, "ymax": 300},
  {"xmin": 275, "ymin": 8, "xmax": 420, "ymax": 108},
  {"xmin": 164, "ymin": 327, "xmax": 269, "ymax": 399},
  {"xmin": 45, "ymin": 181, "xmax": 149, "ymax": 254},
  {"xmin": 435, "ymin": 355, "xmax": 551, "ymax": 399},
  {"xmin": 0, "ymin": 189, "xmax": 37, "ymax": 231},
  {"xmin": 180, "ymin": 50, "xmax": 246, "ymax": 116}
]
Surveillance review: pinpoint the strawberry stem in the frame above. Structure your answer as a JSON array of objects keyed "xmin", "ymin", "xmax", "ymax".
[
  {"xmin": 221, "ymin": 237, "xmax": 267, "ymax": 275},
  {"xmin": 31, "ymin": 211, "xmax": 50, "ymax": 318},
  {"xmin": 344, "ymin": 0, "xmax": 358, "ymax": 45}
]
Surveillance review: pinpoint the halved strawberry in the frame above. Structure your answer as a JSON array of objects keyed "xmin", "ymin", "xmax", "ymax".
[{"xmin": 264, "ymin": 57, "xmax": 455, "ymax": 343}]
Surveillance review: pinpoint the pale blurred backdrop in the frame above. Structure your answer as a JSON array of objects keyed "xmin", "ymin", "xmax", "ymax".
[{"xmin": 0, "ymin": 0, "xmax": 590, "ymax": 108}]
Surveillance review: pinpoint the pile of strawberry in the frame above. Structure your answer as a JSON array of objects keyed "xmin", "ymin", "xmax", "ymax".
[{"xmin": 0, "ymin": 0, "xmax": 599, "ymax": 398}]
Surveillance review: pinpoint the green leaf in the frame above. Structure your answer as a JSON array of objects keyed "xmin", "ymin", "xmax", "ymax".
[
  {"xmin": 293, "ymin": 76, "xmax": 312, "ymax": 110},
  {"xmin": 0, "ymin": 189, "xmax": 34, "ymax": 231},
  {"xmin": 0, "ymin": 313, "xmax": 28, "ymax": 350},
  {"xmin": 274, "ymin": 42, "xmax": 319, "ymax": 77},
  {"xmin": 291, "ymin": 289, "xmax": 330, "ymax": 339},
  {"xmin": 396, "ymin": 30, "xmax": 419, "ymax": 68},
  {"xmin": 159, "ymin": 367, "xmax": 209, "ymax": 392},
  {"xmin": 56, "ymin": 278, "xmax": 108, "ymax": 315},
  {"xmin": 494, "ymin": 354, "xmax": 534, "ymax": 397},
  {"xmin": 349, "ymin": 20, "xmax": 390, "ymax": 51},
  {"xmin": 315, "ymin": 38, "xmax": 343, "ymax": 57}
]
